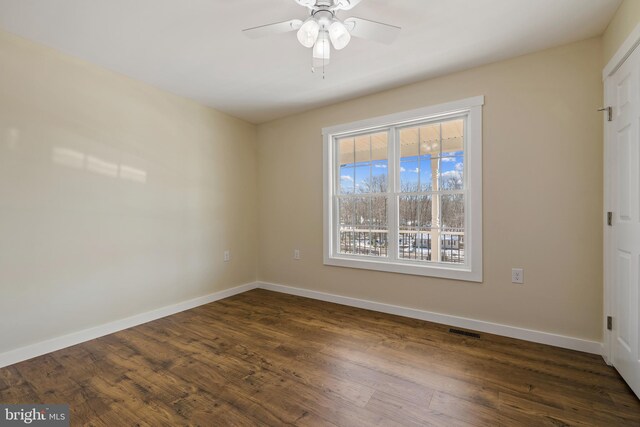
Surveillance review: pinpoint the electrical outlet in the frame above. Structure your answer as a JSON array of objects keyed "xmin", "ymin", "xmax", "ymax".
[
  {"xmin": 293, "ymin": 249, "xmax": 300, "ymax": 260},
  {"xmin": 512, "ymin": 268, "xmax": 523, "ymax": 284},
  {"xmin": 224, "ymin": 250, "xmax": 230, "ymax": 262}
]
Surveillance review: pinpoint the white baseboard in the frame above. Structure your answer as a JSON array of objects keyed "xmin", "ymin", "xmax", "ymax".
[
  {"xmin": 0, "ymin": 279, "xmax": 603, "ymax": 368},
  {"xmin": 601, "ymin": 343, "xmax": 611, "ymax": 365},
  {"xmin": 257, "ymin": 281, "xmax": 602, "ymax": 355},
  {"xmin": 0, "ymin": 282, "xmax": 259, "ymax": 369}
]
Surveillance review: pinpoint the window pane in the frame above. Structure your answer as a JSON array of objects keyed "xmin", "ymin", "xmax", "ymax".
[
  {"xmin": 400, "ymin": 127, "xmax": 419, "ymax": 193},
  {"xmin": 420, "ymin": 155, "xmax": 434, "ymax": 191},
  {"xmin": 339, "ymin": 231, "xmax": 354, "ymax": 254},
  {"xmin": 339, "ymin": 137, "xmax": 355, "ymax": 167},
  {"xmin": 440, "ymin": 193, "xmax": 464, "ymax": 263},
  {"xmin": 399, "ymin": 195, "xmax": 418, "ymax": 232},
  {"xmin": 371, "ymin": 160, "xmax": 388, "ymax": 192},
  {"xmin": 441, "ymin": 232, "xmax": 464, "ymax": 264},
  {"xmin": 370, "ymin": 196, "xmax": 388, "ymax": 257},
  {"xmin": 415, "ymin": 196, "xmax": 433, "ymax": 261},
  {"xmin": 371, "ymin": 132, "xmax": 388, "ymax": 162},
  {"xmin": 400, "ymin": 158, "xmax": 419, "ymax": 192},
  {"xmin": 354, "ymin": 164, "xmax": 370, "ymax": 194},
  {"xmin": 399, "ymin": 195, "xmax": 433, "ymax": 229},
  {"xmin": 420, "ymin": 123, "xmax": 440, "ymax": 157},
  {"xmin": 401, "ymin": 124, "xmax": 442, "ymax": 193},
  {"xmin": 339, "ymin": 197, "xmax": 355, "ymax": 226},
  {"xmin": 338, "ymin": 197, "xmax": 355, "ymax": 254},
  {"xmin": 338, "ymin": 136, "xmax": 356, "ymax": 195},
  {"xmin": 371, "ymin": 130, "xmax": 389, "ymax": 192},
  {"xmin": 371, "ymin": 196, "xmax": 387, "ymax": 229},
  {"xmin": 441, "ymin": 194, "xmax": 464, "ymax": 231},
  {"xmin": 441, "ymin": 119, "xmax": 464, "ymax": 157},
  {"xmin": 416, "ymin": 195, "xmax": 433, "ymax": 229},
  {"xmin": 338, "ymin": 196, "xmax": 389, "ymax": 257},
  {"xmin": 353, "ymin": 197, "xmax": 369, "ymax": 255},
  {"xmin": 366, "ymin": 132, "xmax": 388, "ymax": 193},
  {"xmin": 399, "ymin": 195, "xmax": 432, "ymax": 261},
  {"xmin": 399, "ymin": 195, "xmax": 417, "ymax": 260},
  {"xmin": 439, "ymin": 156, "xmax": 464, "ymax": 190},
  {"xmin": 339, "ymin": 166, "xmax": 355, "ymax": 194},
  {"xmin": 340, "ymin": 131, "xmax": 388, "ymax": 194},
  {"xmin": 400, "ymin": 127, "xmax": 419, "ymax": 157},
  {"xmin": 354, "ymin": 135, "xmax": 371, "ymax": 163}
]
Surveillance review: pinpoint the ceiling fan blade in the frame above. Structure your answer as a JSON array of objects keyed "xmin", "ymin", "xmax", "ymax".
[
  {"xmin": 334, "ymin": 0, "xmax": 363, "ymax": 11},
  {"xmin": 344, "ymin": 17, "xmax": 400, "ymax": 44},
  {"xmin": 242, "ymin": 19, "xmax": 303, "ymax": 39},
  {"xmin": 294, "ymin": 0, "xmax": 316, "ymax": 8}
]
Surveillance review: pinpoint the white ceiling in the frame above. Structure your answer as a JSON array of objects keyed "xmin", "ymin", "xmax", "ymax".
[{"xmin": 0, "ymin": 0, "xmax": 621, "ymax": 124}]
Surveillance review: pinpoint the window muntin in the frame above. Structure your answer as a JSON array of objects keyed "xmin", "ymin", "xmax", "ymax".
[{"xmin": 323, "ymin": 96, "xmax": 483, "ymax": 282}]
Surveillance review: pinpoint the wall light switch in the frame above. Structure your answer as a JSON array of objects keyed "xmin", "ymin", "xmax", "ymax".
[
  {"xmin": 224, "ymin": 250, "xmax": 230, "ymax": 262},
  {"xmin": 294, "ymin": 249, "xmax": 300, "ymax": 260}
]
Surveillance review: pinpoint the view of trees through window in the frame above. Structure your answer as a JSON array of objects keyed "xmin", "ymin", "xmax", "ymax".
[{"xmin": 337, "ymin": 119, "xmax": 465, "ymax": 264}]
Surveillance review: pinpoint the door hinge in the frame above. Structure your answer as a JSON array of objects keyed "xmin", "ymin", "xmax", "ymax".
[
  {"xmin": 607, "ymin": 212, "xmax": 612, "ymax": 226},
  {"xmin": 598, "ymin": 106, "xmax": 612, "ymax": 122},
  {"xmin": 607, "ymin": 316, "xmax": 613, "ymax": 331}
]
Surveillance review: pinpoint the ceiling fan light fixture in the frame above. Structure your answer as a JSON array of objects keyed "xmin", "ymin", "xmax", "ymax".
[
  {"xmin": 328, "ymin": 19, "xmax": 351, "ymax": 50},
  {"xmin": 242, "ymin": 0, "xmax": 401, "ymax": 71},
  {"xmin": 313, "ymin": 31, "xmax": 331, "ymax": 62},
  {"xmin": 297, "ymin": 17, "xmax": 320, "ymax": 48}
]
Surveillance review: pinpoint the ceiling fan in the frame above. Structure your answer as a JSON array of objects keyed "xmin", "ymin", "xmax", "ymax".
[{"xmin": 242, "ymin": 0, "xmax": 401, "ymax": 69}]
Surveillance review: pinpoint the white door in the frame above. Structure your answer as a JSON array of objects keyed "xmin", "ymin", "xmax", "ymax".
[{"xmin": 606, "ymin": 42, "xmax": 640, "ymax": 398}]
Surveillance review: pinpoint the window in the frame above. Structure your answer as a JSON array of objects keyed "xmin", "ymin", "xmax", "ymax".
[{"xmin": 323, "ymin": 96, "xmax": 483, "ymax": 281}]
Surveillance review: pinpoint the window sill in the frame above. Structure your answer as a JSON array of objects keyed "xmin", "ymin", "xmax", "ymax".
[{"xmin": 324, "ymin": 255, "xmax": 482, "ymax": 282}]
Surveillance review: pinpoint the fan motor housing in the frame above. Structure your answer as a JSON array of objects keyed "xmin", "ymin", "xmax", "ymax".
[{"xmin": 312, "ymin": 9, "xmax": 334, "ymax": 28}]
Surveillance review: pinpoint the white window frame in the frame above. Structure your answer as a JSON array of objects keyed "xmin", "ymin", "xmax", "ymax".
[{"xmin": 323, "ymin": 96, "xmax": 483, "ymax": 282}]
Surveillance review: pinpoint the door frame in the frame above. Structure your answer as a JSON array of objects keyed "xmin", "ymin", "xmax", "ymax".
[{"xmin": 602, "ymin": 23, "xmax": 640, "ymax": 365}]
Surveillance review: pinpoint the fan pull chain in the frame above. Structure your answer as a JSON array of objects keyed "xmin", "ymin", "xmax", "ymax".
[
  {"xmin": 323, "ymin": 37, "xmax": 326, "ymax": 79},
  {"xmin": 322, "ymin": 55, "xmax": 325, "ymax": 80},
  {"xmin": 310, "ymin": 57, "xmax": 326, "ymax": 80}
]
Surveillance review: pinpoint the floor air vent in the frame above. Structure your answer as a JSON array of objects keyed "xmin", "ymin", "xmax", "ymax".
[{"xmin": 449, "ymin": 328, "xmax": 481, "ymax": 339}]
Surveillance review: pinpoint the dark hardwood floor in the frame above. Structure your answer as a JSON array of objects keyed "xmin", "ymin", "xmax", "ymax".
[{"xmin": 0, "ymin": 289, "xmax": 638, "ymax": 426}]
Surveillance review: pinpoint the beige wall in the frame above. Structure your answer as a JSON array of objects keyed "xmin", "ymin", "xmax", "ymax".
[
  {"xmin": 0, "ymin": 30, "xmax": 258, "ymax": 353},
  {"xmin": 257, "ymin": 37, "xmax": 604, "ymax": 341},
  {"xmin": 603, "ymin": 0, "xmax": 640, "ymax": 65},
  {"xmin": 0, "ymin": 23, "xmax": 611, "ymax": 354}
]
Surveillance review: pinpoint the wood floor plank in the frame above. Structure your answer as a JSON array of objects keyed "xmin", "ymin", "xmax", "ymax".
[
  {"xmin": 0, "ymin": 289, "xmax": 637, "ymax": 426},
  {"xmin": 499, "ymin": 387, "xmax": 639, "ymax": 426},
  {"xmin": 429, "ymin": 390, "xmax": 500, "ymax": 427},
  {"xmin": 364, "ymin": 390, "xmax": 436, "ymax": 425}
]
